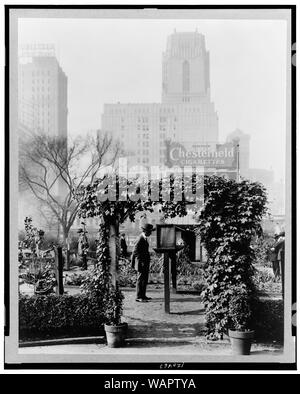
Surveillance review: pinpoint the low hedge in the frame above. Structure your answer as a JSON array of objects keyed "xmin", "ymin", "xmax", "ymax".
[
  {"xmin": 19, "ymin": 294, "xmax": 106, "ymax": 340},
  {"xmin": 252, "ymin": 298, "xmax": 284, "ymax": 342}
]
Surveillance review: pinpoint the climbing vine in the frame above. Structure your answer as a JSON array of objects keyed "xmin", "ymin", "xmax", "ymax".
[{"xmin": 197, "ymin": 176, "xmax": 268, "ymax": 339}]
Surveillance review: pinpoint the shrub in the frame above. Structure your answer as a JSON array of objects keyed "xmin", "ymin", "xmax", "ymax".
[
  {"xmin": 104, "ymin": 287, "xmax": 124, "ymax": 325},
  {"xmin": 19, "ymin": 293, "xmax": 106, "ymax": 340},
  {"xmin": 191, "ymin": 279, "xmax": 206, "ymax": 292},
  {"xmin": 118, "ymin": 258, "xmax": 136, "ymax": 288},
  {"xmin": 42, "ymin": 233, "xmax": 59, "ymax": 249},
  {"xmin": 81, "ymin": 223, "xmax": 124, "ymax": 326},
  {"xmin": 254, "ymin": 266, "xmax": 275, "ymax": 283},
  {"xmin": 252, "ymin": 298, "xmax": 284, "ymax": 342},
  {"xmin": 198, "ymin": 176, "xmax": 268, "ymax": 339},
  {"xmin": 64, "ymin": 271, "xmax": 90, "ymax": 286},
  {"xmin": 228, "ymin": 286, "xmax": 255, "ymax": 331},
  {"xmin": 150, "ymin": 252, "xmax": 163, "ymax": 274},
  {"xmin": 252, "ymin": 235, "xmax": 274, "ymax": 267}
]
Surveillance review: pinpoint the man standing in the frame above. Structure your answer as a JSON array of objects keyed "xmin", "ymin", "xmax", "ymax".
[
  {"xmin": 275, "ymin": 231, "xmax": 285, "ymax": 296},
  {"xmin": 120, "ymin": 233, "xmax": 128, "ymax": 258},
  {"xmin": 131, "ymin": 223, "xmax": 154, "ymax": 302},
  {"xmin": 270, "ymin": 234, "xmax": 280, "ymax": 280},
  {"xmin": 78, "ymin": 228, "xmax": 89, "ymax": 270}
]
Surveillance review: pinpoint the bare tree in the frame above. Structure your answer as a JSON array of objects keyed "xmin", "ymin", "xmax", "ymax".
[{"xmin": 19, "ymin": 130, "xmax": 119, "ymax": 268}]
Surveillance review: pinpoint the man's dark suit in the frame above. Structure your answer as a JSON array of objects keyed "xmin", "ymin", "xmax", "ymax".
[
  {"xmin": 131, "ymin": 234, "xmax": 150, "ymax": 299},
  {"xmin": 274, "ymin": 237, "xmax": 285, "ymax": 294}
]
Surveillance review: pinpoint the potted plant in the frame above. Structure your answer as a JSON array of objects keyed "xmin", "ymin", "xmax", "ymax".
[
  {"xmin": 104, "ymin": 286, "xmax": 128, "ymax": 348},
  {"xmin": 228, "ymin": 286, "xmax": 255, "ymax": 355}
]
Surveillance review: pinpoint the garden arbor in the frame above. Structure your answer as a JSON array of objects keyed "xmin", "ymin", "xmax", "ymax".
[
  {"xmin": 78, "ymin": 175, "xmax": 193, "ymax": 285},
  {"xmin": 78, "ymin": 173, "xmax": 267, "ymax": 339}
]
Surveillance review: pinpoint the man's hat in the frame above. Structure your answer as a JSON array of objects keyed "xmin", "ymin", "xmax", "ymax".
[{"xmin": 141, "ymin": 223, "xmax": 155, "ymax": 232}]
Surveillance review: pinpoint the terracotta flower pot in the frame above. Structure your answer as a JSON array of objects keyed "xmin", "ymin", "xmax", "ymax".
[
  {"xmin": 104, "ymin": 322, "xmax": 128, "ymax": 348},
  {"xmin": 228, "ymin": 329, "xmax": 255, "ymax": 355}
]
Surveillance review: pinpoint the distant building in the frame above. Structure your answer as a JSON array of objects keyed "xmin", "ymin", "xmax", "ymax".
[
  {"xmin": 226, "ymin": 128, "xmax": 285, "ymax": 216},
  {"xmin": 162, "ymin": 31, "xmax": 211, "ymax": 104},
  {"xmin": 226, "ymin": 128, "xmax": 250, "ymax": 175},
  {"xmin": 18, "ymin": 44, "xmax": 68, "ymax": 138},
  {"xmin": 18, "ymin": 44, "xmax": 68, "ymax": 230},
  {"xmin": 101, "ymin": 31, "xmax": 218, "ymax": 167}
]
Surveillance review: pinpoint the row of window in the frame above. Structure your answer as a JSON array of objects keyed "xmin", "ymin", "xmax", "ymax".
[
  {"xmin": 137, "ymin": 126, "xmax": 149, "ymax": 131},
  {"xmin": 31, "ymin": 94, "xmax": 52, "ymax": 100},
  {"xmin": 135, "ymin": 147, "xmax": 166, "ymax": 157},
  {"xmin": 108, "ymin": 108, "xmax": 177, "ymax": 116},
  {"xmin": 136, "ymin": 157, "xmax": 166, "ymax": 165},
  {"xmin": 32, "ymin": 70, "xmax": 51, "ymax": 76},
  {"xmin": 137, "ymin": 149, "xmax": 149, "ymax": 155},
  {"xmin": 137, "ymin": 157, "xmax": 149, "ymax": 164},
  {"xmin": 137, "ymin": 134, "xmax": 150, "ymax": 139},
  {"xmin": 32, "ymin": 86, "xmax": 51, "ymax": 92},
  {"xmin": 114, "ymin": 110, "xmax": 214, "ymax": 127},
  {"xmin": 137, "ymin": 117, "xmax": 149, "ymax": 123},
  {"xmin": 31, "ymin": 78, "xmax": 51, "ymax": 84},
  {"xmin": 137, "ymin": 141, "xmax": 149, "ymax": 147}
]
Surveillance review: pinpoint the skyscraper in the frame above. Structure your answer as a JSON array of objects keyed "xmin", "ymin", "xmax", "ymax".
[
  {"xmin": 162, "ymin": 31, "xmax": 210, "ymax": 104},
  {"xmin": 18, "ymin": 44, "xmax": 68, "ymax": 229},
  {"xmin": 101, "ymin": 31, "xmax": 218, "ymax": 167},
  {"xmin": 18, "ymin": 44, "xmax": 68, "ymax": 138}
]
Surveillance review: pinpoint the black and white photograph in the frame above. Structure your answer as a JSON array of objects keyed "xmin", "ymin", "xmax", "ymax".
[{"xmin": 3, "ymin": 4, "xmax": 296, "ymax": 372}]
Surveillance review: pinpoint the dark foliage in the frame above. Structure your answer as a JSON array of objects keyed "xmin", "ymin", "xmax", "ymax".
[
  {"xmin": 252, "ymin": 298, "xmax": 284, "ymax": 342},
  {"xmin": 19, "ymin": 293, "xmax": 105, "ymax": 340},
  {"xmin": 197, "ymin": 176, "xmax": 268, "ymax": 339},
  {"xmin": 81, "ymin": 223, "xmax": 124, "ymax": 325}
]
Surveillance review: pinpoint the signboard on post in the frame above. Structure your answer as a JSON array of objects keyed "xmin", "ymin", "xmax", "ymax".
[{"xmin": 154, "ymin": 224, "xmax": 185, "ymax": 313}]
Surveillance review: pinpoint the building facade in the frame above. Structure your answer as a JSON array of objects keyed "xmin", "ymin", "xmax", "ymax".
[
  {"xmin": 18, "ymin": 44, "xmax": 68, "ymax": 138},
  {"xmin": 18, "ymin": 44, "xmax": 68, "ymax": 230},
  {"xmin": 101, "ymin": 31, "xmax": 219, "ymax": 168}
]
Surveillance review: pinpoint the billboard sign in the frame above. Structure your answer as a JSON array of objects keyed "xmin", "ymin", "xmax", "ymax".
[{"xmin": 165, "ymin": 140, "xmax": 238, "ymax": 169}]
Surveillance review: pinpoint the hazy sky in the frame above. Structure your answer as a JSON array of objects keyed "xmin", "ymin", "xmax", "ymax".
[{"xmin": 18, "ymin": 17, "xmax": 287, "ymax": 181}]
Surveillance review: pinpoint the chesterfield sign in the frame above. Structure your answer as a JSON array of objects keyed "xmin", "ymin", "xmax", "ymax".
[{"xmin": 165, "ymin": 141, "xmax": 238, "ymax": 169}]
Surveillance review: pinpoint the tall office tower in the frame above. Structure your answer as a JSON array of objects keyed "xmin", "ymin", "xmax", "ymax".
[
  {"xmin": 18, "ymin": 44, "xmax": 68, "ymax": 138},
  {"xmin": 18, "ymin": 45, "xmax": 68, "ymax": 228},
  {"xmin": 162, "ymin": 31, "xmax": 210, "ymax": 104},
  {"xmin": 101, "ymin": 31, "xmax": 219, "ymax": 168}
]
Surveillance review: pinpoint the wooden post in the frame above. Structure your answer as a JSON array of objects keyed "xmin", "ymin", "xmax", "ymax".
[
  {"xmin": 55, "ymin": 246, "xmax": 64, "ymax": 295},
  {"xmin": 163, "ymin": 252, "xmax": 170, "ymax": 313},
  {"xmin": 82, "ymin": 254, "xmax": 87, "ymax": 271},
  {"xmin": 281, "ymin": 259, "xmax": 285, "ymax": 300},
  {"xmin": 170, "ymin": 252, "xmax": 177, "ymax": 294}
]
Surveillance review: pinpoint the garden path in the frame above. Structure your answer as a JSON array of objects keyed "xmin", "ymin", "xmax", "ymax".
[{"xmin": 122, "ymin": 285, "xmax": 206, "ymax": 341}]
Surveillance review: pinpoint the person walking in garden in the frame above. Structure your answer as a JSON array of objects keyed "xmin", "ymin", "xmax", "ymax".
[
  {"xmin": 78, "ymin": 228, "xmax": 89, "ymax": 271},
  {"xmin": 274, "ymin": 231, "xmax": 285, "ymax": 295},
  {"xmin": 120, "ymin": 233, "xmax": 128, "ymax": 258},
  {"xmin": 131, "ymin": 223, "xmax": 155, "ymax": 303},
  {"xmin": 270, "ymin": 234, "xmax": 280, "ymax": 280}
]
